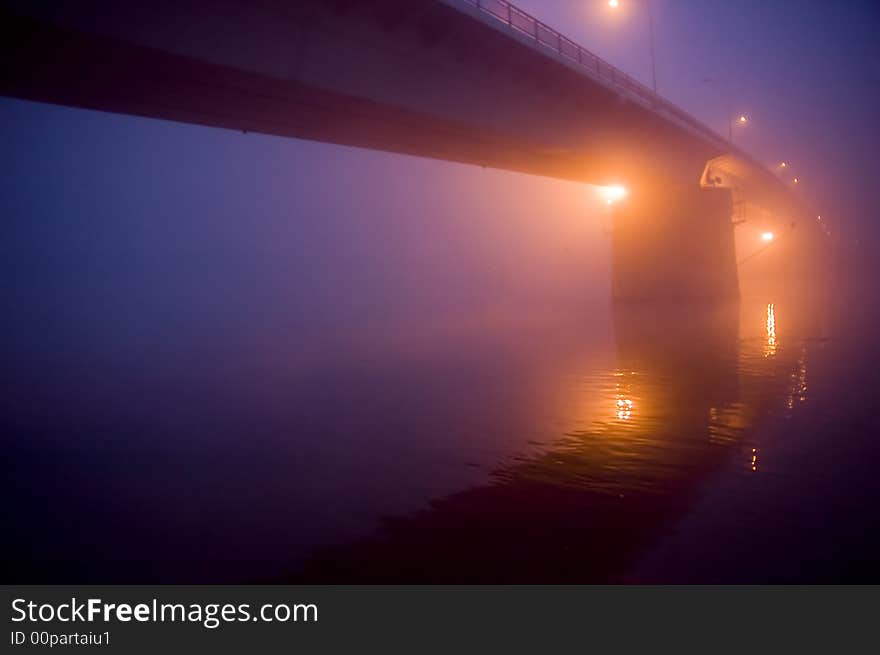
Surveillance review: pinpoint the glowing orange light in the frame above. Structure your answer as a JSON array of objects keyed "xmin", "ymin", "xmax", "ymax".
[
  {"xmin": 609, "ymin": 0, "xmax": 619, "ymax": 7},
  {"xmin": 793, "ymin": 177, "xmax": 800, "ymax": 184},
  {"xmin": 738, "ymin": 115, "xmax": 747, "ymax": 124},
  {"xmin": 761, "ymin": 232, "xmax": 774, "ymax": 242},
  {"xmin": 599, "ymin": 184, "xmax": 628, "ymax": 205},
  {"xmin": 779, "ymin": 161, "xmax": 787, "ymax": 168},
  {"xmin": 765, "ymin": 303, "xmax": 777, "ymax": 357}
]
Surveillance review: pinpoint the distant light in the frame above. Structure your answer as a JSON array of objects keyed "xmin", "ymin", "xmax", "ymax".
[
  {"xmin": 793, "ymin": 177, "xmax": 800, "ymax": 184},
  {"xmin": 738, "ymin": 115, "xmax": 748, "ymax": 124},
  {"xmin": 779, "ymin": 161, "xmax": 787, "ymax": 168},
  {"xmin": 599, "ymin": 184, "xmax": 628, "ymax": 205},
  {"xmin": 609, "ymin": 0, "xmax": 619, "ymax": 7},
  {"xmin": 761, "ymin": 232, "xmax": 775, "ymax": 242},
  {"xmin": 817, "ymin": 215, "xmax": 822, "ymax": 221}
]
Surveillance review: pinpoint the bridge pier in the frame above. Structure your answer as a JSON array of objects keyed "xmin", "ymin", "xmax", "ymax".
[{"xmin": 611, "ymin": 184, "xmax": 739, "ymax": 301}]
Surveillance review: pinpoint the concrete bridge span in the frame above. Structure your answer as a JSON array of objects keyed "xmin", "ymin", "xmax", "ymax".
[{"xmin": 0, "ymin": 0, "xmax": 814, "ymax": 299}]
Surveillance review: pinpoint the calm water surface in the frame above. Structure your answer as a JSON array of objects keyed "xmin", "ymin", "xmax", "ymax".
[
  {"xmin": 6, "ymin": 282, "xmax": 879, "ymax": 583},
  {"xmin": 4, "ymin": 100, "xmax": 878, "ymax": 583}
]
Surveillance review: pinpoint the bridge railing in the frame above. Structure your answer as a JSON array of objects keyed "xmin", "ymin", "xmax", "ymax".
[{"xmin": 463, "ymin": 0, "xmax": 728, "ymax": 151}]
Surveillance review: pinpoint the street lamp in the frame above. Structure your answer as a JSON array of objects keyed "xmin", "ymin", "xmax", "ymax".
[
  {"xmin": 730, "ymin": 113, "xmax": 747, "ymax": 143},
  {"xmin": 701, "ymin": 78, "xmax": 748, "ymax": 145},
  {"xmin": 599, "ymin": 184, "xmax": 628, "ymax": 205},
  {"xmin": 607, "ymin": 0, "xmax": 658, "ymax": 94}
]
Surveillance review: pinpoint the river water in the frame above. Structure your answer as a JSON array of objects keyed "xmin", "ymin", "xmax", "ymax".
[{"xmin": 6, "ymin": 279, "xmax": 878, "ymax": 583}]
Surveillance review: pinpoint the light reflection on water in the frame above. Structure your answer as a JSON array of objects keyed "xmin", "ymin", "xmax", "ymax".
[
  {"xmin": 765, "ymin": 302, "xmax": 778, "ymax": 357},
  {"xmin": 293, "ymin": 294, "xmax": 851, "ymax": 582},
  {"xmin": 6, "ymin": 289, "xmax": 878, "ymax": 583}
]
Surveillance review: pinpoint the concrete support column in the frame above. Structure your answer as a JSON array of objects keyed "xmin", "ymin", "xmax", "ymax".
[{"xmin": 611, "ymin": 184, "xmax": 738, "ymax": 301}]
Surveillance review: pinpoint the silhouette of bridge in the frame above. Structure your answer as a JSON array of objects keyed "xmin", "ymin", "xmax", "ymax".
[{"xmin": 0, "ymin": 0, "xmax": 816, "ymax": 299}]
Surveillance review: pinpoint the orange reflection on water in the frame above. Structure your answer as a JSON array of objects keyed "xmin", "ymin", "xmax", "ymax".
[
  {"xmin": 616, "ymin": 396, "xmax": 634, "ymax": 420},
  {"xmin": 613, "ymin": 371, "xmax": 636, "ymax": 422},
  {"xmin": 764, "ymin": 303, "xmax": 777, "ymax": 357}
]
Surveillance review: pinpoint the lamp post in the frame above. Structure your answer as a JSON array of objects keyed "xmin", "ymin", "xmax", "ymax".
[
  {"xmin": 701, "ymin": 77, "xmax": 747, "ymax": 145},
  {"xmin": 608, "ymin": 0, "xmax": 658, "ymax": 95},
  {"xmin": 730, "ymin": 113, "xmax": 748, "ymax": 143}
]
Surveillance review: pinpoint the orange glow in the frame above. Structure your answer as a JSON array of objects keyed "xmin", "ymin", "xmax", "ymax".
[
  {"xmin": 608, "ymin": 0, "xmax": 619, "ymax": 7},
  {"xmin": 779, "ymin": 161, "xmax": 787, "ymax": 168},
  {"xmin": 761, "ymin": 231, "xmax": 774, "ymax": 242},
  {"xmin": 793, "ymin": 177, "xmax": 800, "ymax": 184},
  {"xmin": 613, "ymin": 370, "xmax": 637, "ymax": 424},
  {"xmin": 738, "ymin": 115, "xmax": 747, "ymax": 124},
  {"xmin": 764, "ymin": 303, "xmax": 777, "ymax": 357},
  {"xmin": 599, "ymin": 184, "xmax": 628, "ymax": 205}
]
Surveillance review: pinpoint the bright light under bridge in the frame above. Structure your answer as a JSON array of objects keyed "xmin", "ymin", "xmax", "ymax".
[{"xmin": 598, "ymin": 184, "xmax": 628, "ymax": 205}]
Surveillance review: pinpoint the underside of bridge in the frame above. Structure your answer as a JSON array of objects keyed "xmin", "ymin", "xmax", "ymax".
[{"xmin": 0, "ymin": 0, "xmax": 812, "ymax": 301}]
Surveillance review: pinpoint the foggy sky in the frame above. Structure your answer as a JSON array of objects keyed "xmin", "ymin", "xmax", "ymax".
[{"xmin": 2, "ymin": 0, "xmax": 878, "ymax": 354}]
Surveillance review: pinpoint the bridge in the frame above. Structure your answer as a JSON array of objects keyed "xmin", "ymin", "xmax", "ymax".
[{"xmin": 0, "ymin": 0, "xmax": 816, "ymax": 299}]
